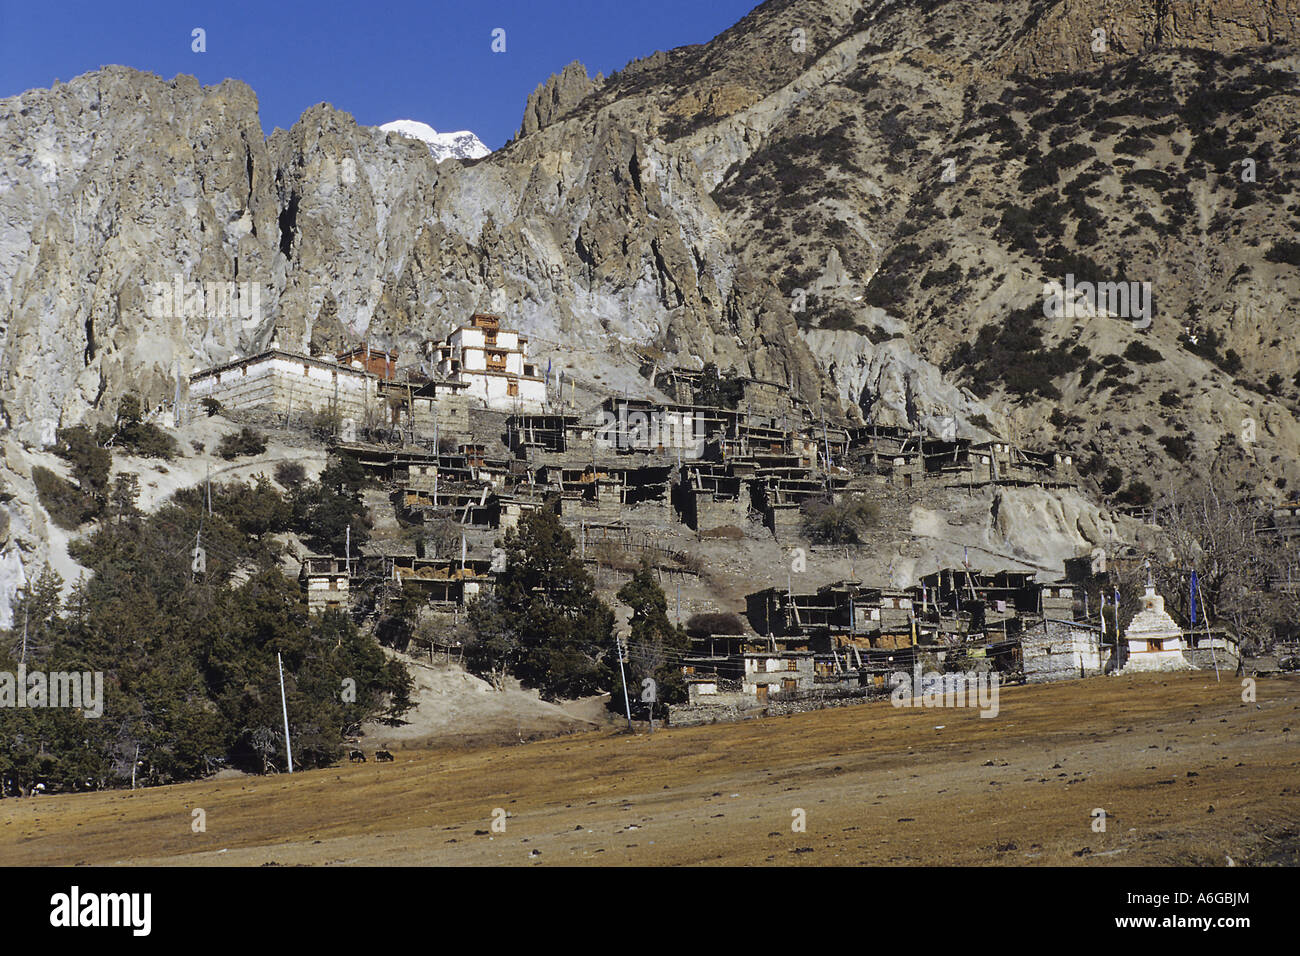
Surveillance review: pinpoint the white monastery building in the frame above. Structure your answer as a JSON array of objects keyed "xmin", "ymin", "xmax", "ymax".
[
  {"xmin": 189, "ymin": 348, "xmax": 380, "ymax": 420},
  {"xmin": 426, "ymin": 313, "xmax": 547, "ymax": 412}
]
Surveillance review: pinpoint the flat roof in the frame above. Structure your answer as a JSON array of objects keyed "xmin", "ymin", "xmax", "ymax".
[{"xmin": 190, "ymin": 349, "xmax": 373, "ymax": 383}]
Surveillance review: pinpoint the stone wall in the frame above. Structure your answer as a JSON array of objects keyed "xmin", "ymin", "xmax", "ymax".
[
  {"xmin": 766, "ymin": 502, "xmax": 803, "ymax": 540},
  {"xmin": 668, "ymin": 685, "xmax": 885, "ymax": 727},
  {"xmin": 191, "ymin": 354, "xmax": 376, "ymax": 420},
  {"xmin": 620, "ymin": 498, "xmax": 673, "ymax": 528},
  {"xmin": 1022, "ymin": 620, "xmax": 1105, "ymax": 682},
  {"xmin": 408, "ymin": 393, "xmax": 471, "ymax": 437},
  {"xmin": 1182, "ymin": 645, "xmax": 1240, "ymax": 674},
  {"xmin": 560, "ymin": 495, "xmax": 624, "ymax": 522},
  {"xmin": 692, "ymin": 491, "xmax": 750, "ymax": 531}
]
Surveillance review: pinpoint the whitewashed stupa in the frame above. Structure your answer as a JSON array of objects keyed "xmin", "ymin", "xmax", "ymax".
[{"xmin": 1122, "ymin": 572, "xmax": 1194, "ymax": 672}]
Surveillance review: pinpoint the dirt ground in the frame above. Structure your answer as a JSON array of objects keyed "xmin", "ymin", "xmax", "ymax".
[
  {"xmin": 358, "ymin": 658, "xmax": 616, "ymax": 750},
  {"xmin": 3, "ymin": 671, "xmax": 1298, "ymax": 866}
]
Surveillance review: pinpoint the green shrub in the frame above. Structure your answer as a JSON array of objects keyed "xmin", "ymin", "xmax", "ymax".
[
  {"xmin": 820, "ymin": 308, "xmax": 860, "ymax": 331},
  {"xmin": 101, "ymin": 396, "xmax": 178, "ymax": 459},
  {"xmin": 1079, "ymin": 359, "xmax": 1104, "ymax": 387},
  {"xmin": 1159, "ymin": 435, "xmax": 1193, "ymax": 462},
  {"xmin": 685, "ymin": 611, "xmax": 746, "ymax": 636},
  {"xmin": 217, "ymin": 428, "xmax": 268, "ymax": 460},
  {"xmin": 215, "ymin": 476, "xmax": 292, "ymax": 540},
  {"xmin": 54, "ymin": 425, "xmax": 111, "ymax": 499},
  {"xmin": 1053, "ymin": 142, "xmax": 1096, "ymax": 169},
  {"xmin": 801, "ymin": 495, "xmax": 879, "ymax": 544},
  {"xmin": 1123, "ymin": 341, "xmax": 1164, "ymax": 364},
  {"xmin": 920, "ymin": 263, "xmax": 962, "ymax": 290},
  {"xmin": 306, "ymin": 407, "xmax": 342, "ymax": 440},
  {"xmin": 1114, "ymin": 136, "xmax": 1156, "ymax": 156},
  {"xmin": 1265, "ymin": 240, "xmax": 1300, "ymax": 267},
  {"xmin": 1117, "ymin": 481, "xmax": 1153, "ymax": 506},
  {"xmin": 862, "ymin": 270, "xmax": 909, "ymax": 309},
  {"xmin": 273, "ymin": 461, "xmax": 307, "ymax": 489},
  {"xmin": 32, "ymin": 465, "xmax": 96, "ymax": 529}
]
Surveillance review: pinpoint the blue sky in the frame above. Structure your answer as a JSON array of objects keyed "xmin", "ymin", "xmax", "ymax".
[{"xmin": 0, "ymin": 0, "xmax": 760, "ymax": 148}]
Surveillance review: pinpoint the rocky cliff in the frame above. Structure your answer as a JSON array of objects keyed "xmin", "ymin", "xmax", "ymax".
[{"xmin": 1008, "ymin": 0, "xmax": 1300, "ymax": 75}]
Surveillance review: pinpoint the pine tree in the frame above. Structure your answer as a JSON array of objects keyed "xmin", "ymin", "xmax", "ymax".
[
  {"xmin": 467, "ymin": 504, "xmax": 613, "ymax": 699},
  {"xmin": 1, "ymin": 476, "xmax": 410, "ymax": 790},
  {"xmin": 610, "ymin": 565, "xmax": 691, "ymax": 718}
]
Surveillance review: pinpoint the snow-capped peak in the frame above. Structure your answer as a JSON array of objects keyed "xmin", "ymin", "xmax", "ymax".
[{"xmin": 379, "ymin": 120, "xmax": 490, "ymax": 163}]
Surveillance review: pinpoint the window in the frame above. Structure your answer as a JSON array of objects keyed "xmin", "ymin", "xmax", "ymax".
[
  {"xmin": 755, "ymin": 659, "xmax": 767, "ymax": 673},
  {"xmin": 787, "ymin": 660, "xmax": 798, "ymax": 672},
  {"xmin": 507, "ymin": 381, "xmax": 519, "ymax": 397},
  {"xmin": 782, "ymin": 679, "xmax": 797, "ymax": 692}
]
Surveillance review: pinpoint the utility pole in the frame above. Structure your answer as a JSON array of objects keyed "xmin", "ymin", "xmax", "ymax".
[
  {"xmin": 173, "ymin": 363, "xmax": 183, "ymax": 428},
  {"xmin": 616, "ymin": 635, "xmax": 633, "ymax": 732},
  {"xmin": 821, "ymin": 412, "xmax": 832, "ymax": 471},
  {"xmin": 192, "ymin": 530, "xmax": 204, "ymax": 581},
  {"xmin": 278, "ymin": 651, "xmax": 294, "ymax": 773},
  {"xmin": 345, "ymin": 525, "xmax": 351, "ymax": 575},
  {"xmin": 1195, "ymin": 575, "xmax": 1220, "ymax": 682}
]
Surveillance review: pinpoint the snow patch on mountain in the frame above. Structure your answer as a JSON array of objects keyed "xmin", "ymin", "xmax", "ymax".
[{"xmin": 378, "ymin": 120, "xmax": 490, "ymax": 162}]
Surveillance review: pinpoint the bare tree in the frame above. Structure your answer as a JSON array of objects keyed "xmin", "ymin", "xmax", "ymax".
[{"xmin": 1151, "ymin": 474, "xmax": 1294, "ymax": 653}]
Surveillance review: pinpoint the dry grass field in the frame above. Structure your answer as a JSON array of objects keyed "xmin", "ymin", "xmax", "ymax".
[{"xmin": 3, "ymin": 671, "xmax": 1298, "ymax": 866}]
